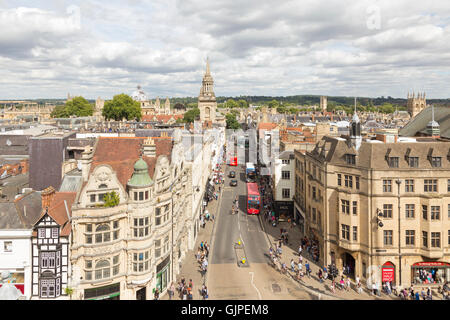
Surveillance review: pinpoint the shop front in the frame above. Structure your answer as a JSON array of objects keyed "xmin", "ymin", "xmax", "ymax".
[
  {"xmin": 155, "ymin": 256, "xmax": 171, "ymax": 293},
  {"xmin": 294, "ymin": 205, "xmax": 305, "ymax": 234},
  {"xmin": 411, "ymin": 261, "xmax": 450, "ymax": 285},
  {"xmin": 275, "ymin": 201, "xmax": 293, "ymax": 221},
  {"xmin": 84, "ymin": 283, "xmax": 120, "ymax": 300}
]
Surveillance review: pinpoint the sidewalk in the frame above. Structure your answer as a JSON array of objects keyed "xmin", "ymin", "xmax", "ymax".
[
  {"xmin": 260, "ymin": 217, "xmax": 399, "ymax": 300},
  {"xmin": 162, "ymin": 178, "xmax": 223, "ymax": 300}
]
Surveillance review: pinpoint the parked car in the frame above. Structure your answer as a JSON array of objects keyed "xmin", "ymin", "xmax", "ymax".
[
  {"xmin": 229, "ymin": 171, "xmax": 236, "ymax": 178},
  {"xmin": 230, "ymin": 179, "xmax": 238, "ymax": 186}
]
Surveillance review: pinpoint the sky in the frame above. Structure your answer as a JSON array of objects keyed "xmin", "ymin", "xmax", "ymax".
[{"xmin": 0, "ymin": 0, "xmax": 449, "ymax": 100}]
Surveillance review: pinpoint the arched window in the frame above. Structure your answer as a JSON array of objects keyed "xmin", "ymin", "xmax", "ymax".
[
  {"xmin": 99, "ymin": 184, "xmax": 108, "ymax": 189},
  {"xmin": 95, "ymin": 260, "xmax": 110, "ymax": 280},
  {"xmin": 95, "ymin": 224, "xmax": 110, "ymax": 243}
]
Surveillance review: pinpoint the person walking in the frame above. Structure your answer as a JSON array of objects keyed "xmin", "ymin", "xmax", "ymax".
[
  {"xmin": 154, "ymin": 288, "xmax": 160, "ymax": 300},
  {"xmin": 168, "ymin": 282, "xmax": 175, "ymax": 300},
  {"xmin": 298, "ymin": 245, "xmax": 302, "ymax": 256},
  {"xmin": 305, "ymin": 261, "xmax": 311, "ymax": 278},
  {"xmin": 290, "ymin": 259, "xmax": 296, "ymax": 273}
]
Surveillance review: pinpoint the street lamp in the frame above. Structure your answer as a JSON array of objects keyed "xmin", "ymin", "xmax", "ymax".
[{"xmin": 376, "ymin": 209, "xmax": 384, "ymax": 228}]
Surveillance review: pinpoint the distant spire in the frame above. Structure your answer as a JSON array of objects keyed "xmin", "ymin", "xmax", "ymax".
[
  {"xmin": 354, "ymin": 96, "xmax": 357, "ymax": 114},
  {"xmin": 432, "ymin": 104, "xmax": 435, "ymax": 122},
  {"xmin": 205, "ymin": 56, "xmax": 211, "ymax": 76}
]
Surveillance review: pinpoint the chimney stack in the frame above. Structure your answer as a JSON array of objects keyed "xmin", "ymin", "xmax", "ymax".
[
  {"xmin": 143, "ymin": 137, "xmax": 156, "ymax": 157},
  {"xmin": 41, "ymin": 186, "xmax": 56, "ymax": 209}
]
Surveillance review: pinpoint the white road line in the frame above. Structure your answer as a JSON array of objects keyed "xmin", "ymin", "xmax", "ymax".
[{"xmin": 249, "ymin": 272, "xmax": 262, "ymax": 300}]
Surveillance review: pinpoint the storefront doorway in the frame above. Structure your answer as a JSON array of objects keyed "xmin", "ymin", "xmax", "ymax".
[
  {"xmin": 136, "ymin": 287, "xmax": 146, "ymax": 300},
  {"xmin": 342, "ymin": 252, "xmax": 355, "ymax": 278},
  {"xmin": 381, "ymin": 261, "xmax": 395, "ymax": 286}
]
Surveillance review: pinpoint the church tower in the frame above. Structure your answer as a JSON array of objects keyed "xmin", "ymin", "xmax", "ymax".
[
  {"xmin": 407, "ymin": 91, "xmax": 426, "ymax": 118},
  {"xmin": 198, "ymin": 58, "xmax": 217, "ymax": 123},
  {"xmin": 350, "ymin": 97, "xmax": 362, "ymax": 151}
]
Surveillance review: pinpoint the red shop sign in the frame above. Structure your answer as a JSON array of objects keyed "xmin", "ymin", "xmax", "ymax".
[{"xmin": 412, "ymin": 262, "xmax": 450, "ymax": 267}]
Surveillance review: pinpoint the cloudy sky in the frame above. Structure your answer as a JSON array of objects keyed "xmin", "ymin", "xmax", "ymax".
[{"xmin": 0, "ymin": 0, "xmax": 449, "ymax": 99}]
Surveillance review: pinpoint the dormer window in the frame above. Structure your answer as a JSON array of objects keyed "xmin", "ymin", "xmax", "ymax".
[
  {"xmin": 431, "ymin": 157, "xmax": 442, "ymax": 168},
  {"xmin": 408, "ymin": 157, "xmax": 419, "ymax": 168},
  {"xmin": 345, "ymin": 154, "xmax": 356, "ymax": 165},
  {"xmin": 388, "ymin": 157, "xmax": 399, "ymax": 168}
]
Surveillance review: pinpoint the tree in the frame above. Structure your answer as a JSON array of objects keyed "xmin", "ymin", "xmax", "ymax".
[
  {"xmin": 237, "ymin": 99, "xmax": 248, "ymax": 108},
  {"xmin": 103, "ymin": 191, "xmax": 120, "ymax": 207},
  {"xmin": 288, "ymin": 107, "xmax": 298, "ymax": 114},
  {"xmin": 102, "ymin": 94, "xmax": 141, "ymax": 121},
  {"xmin": 226, "ymin": 99, "xmax": 238, "ymax": 109},
  {"xmin": 51, "ymin": 96, "xmax": 94, "ymax": 118},
  {"xmin": 276, "ymin": 105, "xmax": 287, "ymax": 113},
  {"xmin": 181, "ymin": 107, "xmax": 200, "ymax": 123},
  {"xmin": 226, "ymin": 113, "xmax": 241, "ymax": 129},
  {"xmin": 268, "ymin": 99, "xmax": 279, "ymax": 109}
]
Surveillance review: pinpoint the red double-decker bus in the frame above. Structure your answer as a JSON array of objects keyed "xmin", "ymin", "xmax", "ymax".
[
  {"xmin": 229, "ymin": 156, "xmax": 237, "ymax": 166},
  {"xmin": 246, "ymin": 182, "xmax": 261, "ymax": 214}
]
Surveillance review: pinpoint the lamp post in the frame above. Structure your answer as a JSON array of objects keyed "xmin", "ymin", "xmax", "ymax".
[{"xmin": 395, "ymin": 179, "xmax": 402, "ymax": 288}]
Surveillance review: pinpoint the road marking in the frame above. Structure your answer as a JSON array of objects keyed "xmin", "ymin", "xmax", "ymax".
[{"xmin": 249, "ymin": 272, "xmax": 262, "ymax": 300}]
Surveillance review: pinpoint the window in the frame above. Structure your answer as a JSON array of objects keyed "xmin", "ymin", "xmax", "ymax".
[
  {"xmin": 384, "ymin": 230, "xmax": 393, "ymax": 246},
  {"xmin": 405, "ymin": 180, "xmax": 414, "ymax": 193},
  {"xmin": 133, "ymin": 217, "xmax": 150, "ymax": 238},
  {"xmin": 113, "ymin": 255, "xmax": 119, "ymax": 275},
  {"xmin": 312, "ymin": 186, "xmax": 316, "ymax": 199},
  {"xmin": 99, "ymin": 193, "xmax": 106, "ymax": 202},
  {"xmin": 52, "ymin": 228, "xmax": 58, "ymax": 239},
  {"xmin": 344, "ymin": 175, "xmax": 353, "ymax": 188},
  {"xmin": 95, "ymin": 260, "xmax": 110, "ymax": 280},
  {"xmin": 41, "ymin": 252, "xmax": 55, "ymax": 268},
  {"xmin": 448, "ymin": 179, "xmax": 450, "ymax": 192},
  {"xmin": 431, "ymin": 157, "xmax": 442, "ymax": 167},
  {"xmin": 388, "ymin": 157, "xmax": 399, "ymax": 168},
  {"xmin": 422, "ymin": 231, "xmax": 428, "ymax": 248},
  {"xmin": 355, "ymin": 176, "xmax": 360, "ymax": 190},
  {"xmin": 145, "ymin": 191, "xmax": 149, "ymax": 200},
  {"xmin": 139, "ymin": 192, "xmax": 144, "ymax": 201},
  {"xmin": 383, "ymin": 204, "xmax": 393, "ymax": 218},
  {"xmin": 341, "ymin": 200, "xmax": 350, "ymax": 215},
  {"xmin": 90, "ymin": 194, "xmax": 96, "ymax": 203},
  {"xmin": 133, "ymin": 251, "xmax": 150, "ymax": 273},
  {"xmin": 405, "ymin": 204, "xmax": 415, "ymax": 218},
  {"xmin": 345, "ymin": 154, "xmax": 356, "ymax": 165},
  {"xmin": 422, "ymin": 205, "xmax": 428, "ymax": 220},
  {"xmin": 424, "ymin": 179, "xmax": 437, "ymax": 192},
  {"xmin": 448, "ymin": 230, "xmax": 450, "ymax": 246},
  {"xmin": 4, "ymin": 241, "xmax": 12, "ymax": 252},
  {"xmin": 282, "ymin": 159, "xmax": 290, "ymax": 164},
  {"xmin": 353, "ymin": 226, "xmax": 357, "ymax": 241},
  {"xmin": 282, "ymin": 171, "xmax": 290, "ymax": 180},
  {"xmin": 383, "ymin": 180, "xmax": 392, "ymax": 192},
  {"xmin": 448, "ymin": 204, "xmax": 450, "ymax": 219},
  {"xmin": 95, "ymin": 224, "xmax": 110, "ymax": 243},
  {"xmin": 337, "ymin": 174, "xmax": 342, "ymax": 186},
  {"xmin": 431, "ymin": 206, "xmax": 440, "ymax": 220},
  {"xmin": 155, "ymin": 205, "xmax": 170, "ymax": 226},
  {"xmin": 155, "ymin": 239, "xmax": 161, "ymax": 258},
  {"xmin": 431, "ymin": 232, "xmax": 440, "ymax": 248},
  {"xmin": 312, "ymin": 208, "xmax": 316, "ymax": 222},
  {"xmin": 352, "ymin": 201, "xmax": 357, "ymax": 216},
  {"xmin": 282, "ymin": 188, "xmax": 290, "ymax": 198},
  {"xmin": 134, "ymin": 192, "xmax": 138, "ymax": 201},
  {"xmin": 164, "ymin": 235, "xmax": 170, "ymax": 253},
  {"xmin": 408, "ymin": 157, "xmax": 419, "ymax": 168},
  {"xmin": 406, "ymin": 230, "xmax": 415, "ymax": 246},
  {"xmin": 38, "ymin": 228, "xmax": 45, "ymax": 239},
  {"xmin": 341, "ymin": 224, "xmax": 350, "ymax": 240}
]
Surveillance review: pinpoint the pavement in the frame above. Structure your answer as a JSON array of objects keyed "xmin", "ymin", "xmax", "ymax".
[{"xmin": 161, "ymin": 167, "xmax": 224, "ymax": 300}]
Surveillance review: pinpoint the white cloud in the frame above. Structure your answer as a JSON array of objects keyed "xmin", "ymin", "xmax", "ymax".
[{"xmin": 0, "ymin": 0, "xmax": 448, "ymax": 99}]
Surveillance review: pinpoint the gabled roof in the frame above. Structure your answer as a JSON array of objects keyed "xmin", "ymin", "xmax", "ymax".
[
  {"xmin": 33, "ymin": 192, "xmax": 77, "ymax": 236},
  {"xmin": 400, "ymin": 106, "xmax": 450, "ymax": 139},
  {"xmin": 258, "ymin": 122, "xmax": 278, "ymax": 130},
  {"xmin": 90, "ymin": 137, "xmax": 173, "ymax": 187},
  {"xmin": 0, "ymin": 191, "xmax": 42, "ymax": 229}
]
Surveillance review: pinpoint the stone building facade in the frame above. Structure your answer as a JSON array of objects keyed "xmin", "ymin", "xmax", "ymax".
[{"xmin": 294, "ymin": 133, "xmax": 450, "ymax": 289}]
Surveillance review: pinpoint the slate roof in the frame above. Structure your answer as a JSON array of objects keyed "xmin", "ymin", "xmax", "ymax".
[
  {"xmin": 399, "ymin": 106, "xmax": 450, "ymax": 139},
  {"xmin": 0, "ymin": 191, "xmax": 42, "ymax": 229}
]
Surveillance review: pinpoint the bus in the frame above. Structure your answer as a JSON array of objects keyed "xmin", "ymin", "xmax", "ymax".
[
  {"xmin": 246, "ymin": 162, "xmax": 256, "ymax": 182},
  {"xmin": 229, "ymin": 155, "xmax": 237, "ymax": 166},
  {"xmin": 246, "ymin": 182, "xmax": 261, "ymax": 214}
]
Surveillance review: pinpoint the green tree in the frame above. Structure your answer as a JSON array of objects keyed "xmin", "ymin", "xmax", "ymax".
[
  {"xmin": 237, "ymin": 99, "xmax": 248, "ymax": 108},
  {"xmin": 181, "ymin": 107, "xmax": 200, "ymax": 123},
  {"xmin": 268, "ymin": 99, "xmax": 279, "ymax": 109},
  {"xmin": 288, "ymin": 107, "xmax": 298, "ymax": 114},
  {"xmin": 276, "ymin": 105, "xmax": 287, "ymax": 113},
  {"xmin": 226, "ymin": 113, "xmax": 241, "ymax": 129},
  {"xmin": 226, "ymin": 99, "xmax": 238, "ymax": 109},
  {"xmin": 379, "ymin": 103, "xmax": 394, "ymax": 114},
  {"xmin": 51, "ymin": 96, "xmax": 94, "ymax": 118},
  {"xmin": 102, "ymin": 94, "xmax": 142, "ymax": 121},
  {"xmin": 103, "ymin": 191, "xmax": 120, "ymax": 207}
]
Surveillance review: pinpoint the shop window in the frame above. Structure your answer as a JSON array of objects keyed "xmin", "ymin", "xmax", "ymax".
[{"xmin": 4, "ymin": 241, "xmax": 12, "ymax": 252}]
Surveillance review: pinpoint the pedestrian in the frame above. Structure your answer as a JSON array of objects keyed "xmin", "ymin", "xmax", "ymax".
[
  {"xmin": 323, "ymin": 268, "xmax": 328, "ymax": 282},
  {"xmin": 357, "ymin": 280, "xmax": 362, "ymax": 294},
  {"xmin": 154, "ymin": 288, "xmax": 160, "ymax": 300},
  {"xmin": 318, "ymin": 268, "xmax": 323, "ymax": 283},
  {"xmin": 305, "ymin": 261, "xmax": 311, "ymax": 277},
  {"xmin": 290, "ymin": 259, "xmax": 296, "ymax": 272},
  {"xmin": 168, "ymin": 282, "xmax": 175, "ymax": 300},
  {"xmin": 189, "ymin": 279, "xmax": 193, "ymax": 290},
  {"xmin": 200, "ymin": 241, "xmax": 204, "ymax": 251},
  {"xmin": 346, "ymin": 277, "xmax": 351, "ymax": 291},
  {"xmin": 298, "ymin": 245, "xmax": 302, "ymax": 256},
  {"xmin": 330, "ymin": 280, "xmax": 336, "ymax": 293}
]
